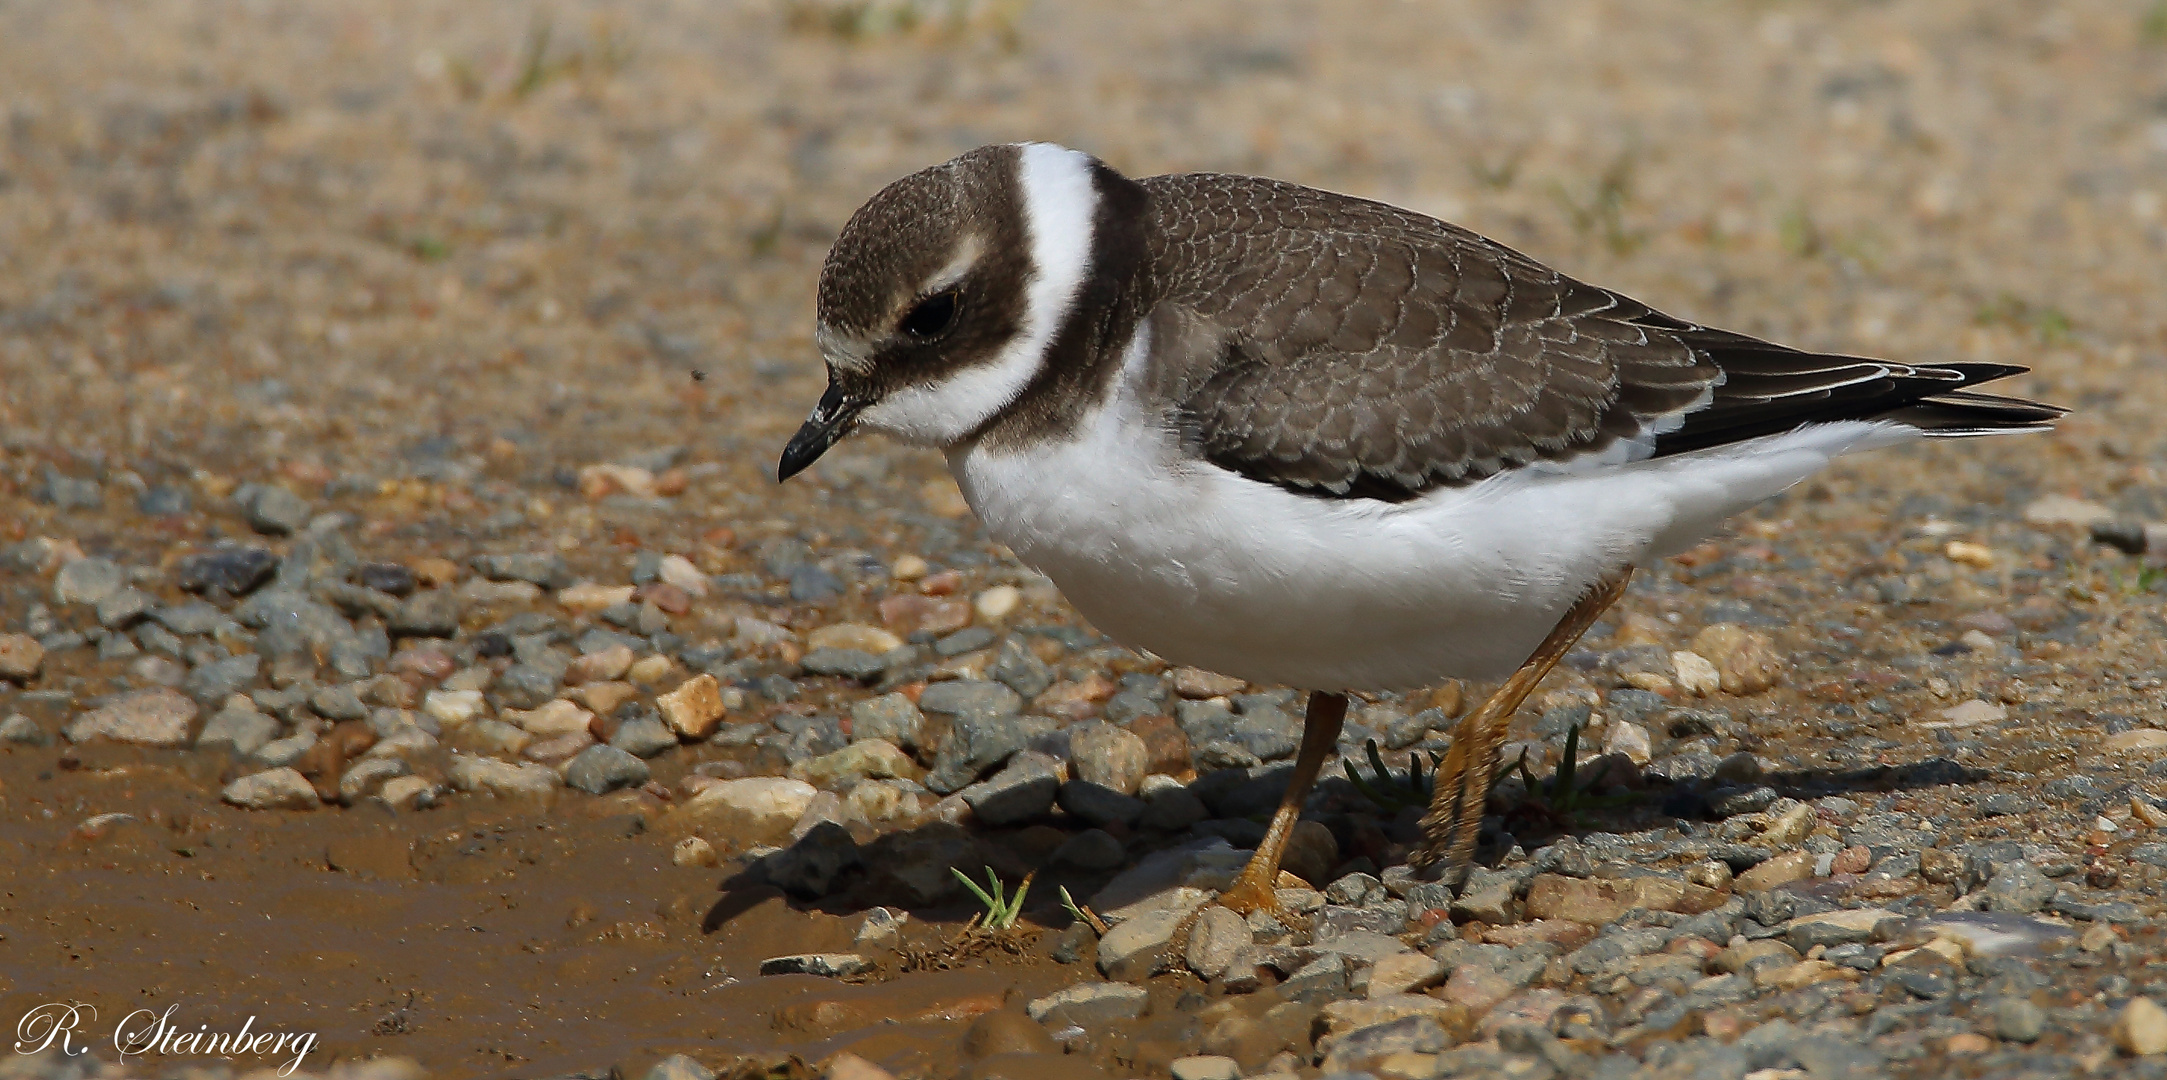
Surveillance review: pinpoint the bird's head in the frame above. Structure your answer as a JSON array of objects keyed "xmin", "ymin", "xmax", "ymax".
[{"xmin": 778, "ymin": 142, "xmax": 1111, "ymax": 481}]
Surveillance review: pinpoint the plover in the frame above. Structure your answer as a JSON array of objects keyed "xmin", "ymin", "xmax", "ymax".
[{"xmin": 778, "ymin": 143, "xmax": 2062, "ymax": 910}]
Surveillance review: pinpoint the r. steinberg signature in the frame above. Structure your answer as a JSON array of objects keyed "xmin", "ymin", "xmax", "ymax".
[{"xmin": 15, "ymin": 1003, "xmax": 318, "ymax": 1076}]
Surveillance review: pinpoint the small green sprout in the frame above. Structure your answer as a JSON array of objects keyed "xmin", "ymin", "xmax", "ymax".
[
  {"xmin": 1343, "ymin": 738, "xmax": 1444, "ymax": 812},
  {"xmin": 951, "ymin": 865, "xmax": 1031, "ymax": 931}
]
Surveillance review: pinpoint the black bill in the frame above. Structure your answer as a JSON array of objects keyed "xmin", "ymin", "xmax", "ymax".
[{"xmin": 777, "ymin": 383, "xmax": 864, "ymax": 482}]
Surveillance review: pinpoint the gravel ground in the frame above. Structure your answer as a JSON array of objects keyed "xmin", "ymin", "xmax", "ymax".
[{"xmin": 7, "ymin": 1, "xmax": 2167, "ymax": 1079}]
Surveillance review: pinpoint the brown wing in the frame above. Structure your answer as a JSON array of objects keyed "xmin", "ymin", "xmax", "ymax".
[{"xmin": 1140, "ymin": 173, "xmax": 2059, "ymax": 501}]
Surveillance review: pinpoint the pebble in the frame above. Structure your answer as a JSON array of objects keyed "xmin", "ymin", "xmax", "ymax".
[
  {"xmin": 849, "ymin": 693, "xmax": 924, "ymax": 750},
  {"xmin": 1981, "ymin": 860, "xmax": 2056, "ymax": 914},
  {"xmin": 763, "ymin": 821, "xmax": 861, "ymax": 895},
  {"xmin": 448, "ymin": 755, "xmax": 562, "ymax": 798},
  {"xmin": 801, "ymin": 647, "xmax": 887, "ymax": 681},
  {"xmin": 1167, "ymin": 1056, "xmax": 1240, "ymax": 1080},
  {"xmin": 63, "ymin": 687, "xmax": 199, "ymax": 746},
  {"xmin": 877, "ymin": 594, "xmax": 971, "ymax": 635},
  {"xmin": 1026, "ymin": 982, "xmax": 1150, "ymax": 1026},
  {"xmin": 222, "ymin": 767, "xmax": 321, "ymax": 810},
  {"xmin": 673, "ymin": 837, "xmax": 719, "ymax": 868},
  {"xmin": 1068, "ymin": 719, "xmax": 1149, "ymax": 795},
  {"xmin": 758, "ymin": 953, "xmax": 872, "ymax": 978},
  {"xmin": 1173, "ymin": 667, "xmax": 1246, "ymax": 699},
  {"xmin": 388, "ymin": 590, "xmax": 461, "ymax": 637},
  {"xmin": 243, "ymin": 485, "xmax": 313, "ymax": 534},
  {"xmin": 2116, "ymin": 997, "xmax": 2167, "ymax": 1057},
  {"xmin": 1671, "ymin": 650, "xmax": 1721, "ymax": 696},
  {"xmin": 1058, "ymin": 779, "xmax": 1147, "ymax": 828},
  {"xmin": 95, "ymin": 588, "xmax": 153, "ymax": 628},
  {"xmin": 628, "ymin": 654, "xmax": 675, "ymax": 684},
  {"xmin": 678, "ymin": 777, "xmax": 817, "ymax": 843},
  {"xmin": 807, "ymin": 622, "xmax": 904, "ymax": 654},
  {"xmin": 0, "ymin": 715, "xmax": 47, "ymax": 745},
  {"xmin": 1736, "ymin": 850, "xmax": 1813, "ymax": 892},
  {"xmin": 610, "ymin": 715, "xmax": 679, "ymax": 758},
  {"xmin": 973, "ymin": 584, "xmax": 1022, "ymax": 621},
  {"xmin": 926, "ymin": 712, "xmax": 1055, "ymax": 793},
  {"xmin": 960, "ymin": 751, "xmax": 1062, "ymax": 826},
  {"xmin": 183, "ymin": 654, "xmax": 261, "ymax": 704},
  {"xmin": 194, "ymin": 706, "xmax": 280, "ymax": 756},
  {"xmin": 1186, "ymin": 905, "xmax": 1252, "ymax": 980},
  {"xmin": 422, "ymin": 689, "xmax": 486, "ymax": 727},
  {"xmin": 1689, "ymin": 623, "xmax": 1784, "ymax": 694},
  {"xmin": 251, "ymin": 730, "xmax": 318, "ymax": 767},
  {"xmin": 472, "ymin": 552, "xmax": 572, "ymax": 589},
  {"xmin": 1602, "ymin": 720, "xmax": 1651, "ymax": 765},
  {"xmin": 789, "ymin": 739, "xmax": 918, "ymax": 789},
  {"xmin": 506, "ymin": 699, "xmax": 594, "ymax": 737},
  {"xmin": 376, "ymin": 776, "xmax": 440, "ymax": 810},
  {"xmin": 338, "ymin": 757, "xmax": 410, "ymax": 802},
  {"xmin": 564, "ymin": 744, "xmax": 651, "ymax": 794},
  {"xmin": 1989, "ymin": 996, "xmax": 2048, "ymax": 1043},
  {"xmin": 0, "ymin": 633, "xmax": 45, "ymax": 681},
  {"xmin": 918, "ymin": 679, "xmax": 1021, "ymax": 721},
  {"xmin": 565, "ymin": 643, "xmax": 635, "ymax": 684},
  {"xmin": 656, "ymin": 673, "xmax": 725, "ymax": 738},
  {"xmin": 53, "ymin": 556, "xmax": 124, "ymax": 605},
  {"xmin": 1364, "ymin": 952, "xmax": 1446, "ymax": 998},
  {"xmin": 1141, "ymin": 782, "xmax": 1208, "ymax": 831},
  {"xmin": 643, "ymin": 1054, "xmax": 716, "ymax": 1080}
]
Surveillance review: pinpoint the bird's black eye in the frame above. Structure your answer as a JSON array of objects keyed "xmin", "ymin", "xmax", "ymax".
[{"xmin": 901, "ymin": 291, "xmax": 961, "ymax": 339}]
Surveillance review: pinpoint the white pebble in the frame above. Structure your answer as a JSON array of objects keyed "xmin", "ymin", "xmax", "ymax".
[
  {"xmin": 1671, "ymin": 650, "xmax": 1721, "ymax": 696},
  {"xmin": 973, "ymin": 585, "xmax": 1022, "ymax": 621}
]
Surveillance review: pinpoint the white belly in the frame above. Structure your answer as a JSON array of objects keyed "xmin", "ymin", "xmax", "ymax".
[{"xmin": 951, "ymin": 378, "xmax": 1912, "ymax": 692}]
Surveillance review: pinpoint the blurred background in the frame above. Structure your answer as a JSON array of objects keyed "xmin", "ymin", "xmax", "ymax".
[{"xmin": 1, "ymin": 0, "xmax": 2161, "ymax": 522}]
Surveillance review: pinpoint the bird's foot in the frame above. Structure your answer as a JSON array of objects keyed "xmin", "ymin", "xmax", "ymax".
[{"xmin": 1215, "ymin": 870, "xmax": 1283, "ymax": 919}]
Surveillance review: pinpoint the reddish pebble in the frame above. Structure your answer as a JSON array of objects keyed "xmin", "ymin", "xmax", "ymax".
[
  {"xmin": 878, "ymin": 594, "xmax": 970, "ymax": 635},
  {"xmin": 389, "ymin": 648, "xmax": 456, "ymax": 681},
  {"xmin": 1832, "ymin": 845, "xmax": 1873, "ymax": 875},
  {"xmin": 918, "ymin": 569, "xmax": 964, "ymax": 596},
  {"xmin": 641, "ymin": 584, "xmax": 692, "ymax": 614}
]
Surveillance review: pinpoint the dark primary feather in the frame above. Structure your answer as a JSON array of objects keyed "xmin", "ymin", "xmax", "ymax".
[{"xmin": 1138, "ymin": 173, "xmax": 2062, "ymax": 502}]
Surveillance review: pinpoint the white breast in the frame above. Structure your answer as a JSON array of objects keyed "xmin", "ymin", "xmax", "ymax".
[{"xmin": 950, "ymin": 327, "xmax": 1915, "ymax": 692}]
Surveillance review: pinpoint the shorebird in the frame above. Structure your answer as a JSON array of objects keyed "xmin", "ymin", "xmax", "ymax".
[{"xmin": 777, "ymin": 143, "xmax": 2062, "ymax": 912}]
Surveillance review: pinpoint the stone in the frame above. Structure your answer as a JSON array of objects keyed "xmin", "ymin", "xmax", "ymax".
[
  {"xmin": 194, "ymin": 707, "xmax": 280, "ymax": 756},
  {"xmin": 1069, "ymin": 719, "xmax": 1149, "ymax": 795},
  {"xmin": 1, "ymin": 715, "xmax": 47, "ymax": 745},
  {"xmin": 472, "ymin": 552, "xmax": 572, "ymax": 589},
  {"xmin": 0, "ymin": 634, "xmax": 46, "ymax": 681},
  {"xmin": 1319, "ymin": 1015, "xmax": 1452, "ymax": 1073},
  {"xmin": 1736, "ymin": 850, "xmax": 1813, "ymax": 892},
  {"xmin": 422, "ymin": 689, "xmax": 486, "ymax": 727},
  {"xmin": 849, "ymin": 693, "xmax": 924, "ymax": 750},
  {"xmin": 1938, "ymin": 699, "xmax": 2006, "ymax": 726},
  {"xmin": 1186, "ymin": 905, "xmax": 1252, "ymax": 980},
  {"xmin": 672, "ymin": 837, "xmax": 720, "ymax": 868},
  {"xmin": 338, "ymin": 757, "xmax": 410, "ymax": 802},
  {"xmin": 925, "ymin": 712, "xmax": 1055, "ymax": 794},
  {"xmin": 656, "ymin": 673, "xmax": 725, "ymax": 738},
  {"xmin": 564, "ymin": 744, "xmax": 651, "ymax": 794},
  {"xmin": 960, "ymin": 751, "xmax": 1061, "ymax": 826},
  {"xmin": 1026, "ymin": 982, "xmax": 1149, "ymax": 1026},
  {"xmin": 1689, "ymin": 624, "xmax": 1784, "ymax": 695},
  {"xmin": 791, "ymin": 739, "xmax": 918, "ymax": 789},
  {"xmin": 184, "ymin": 654, "xmax": 262, "ymax": 704},
  {"xmin": 1098, "ymin": 890, "xmax": 1214, "ymax": 975},
  {"xmin": 376, "ymin": 776, "xmax": 440, "ymax": 810},
  {"xmin": 1989, "ymin": 996, "xmax": 2047, "ymax": 1043},
  {"xmin": 1173, "ymin": 667, "xmax": 1246, "ymax": 698},
  {"xmin": 1671, "ymin": 650, "xmax": 1721, "ymax": 696},
  {"xmin": 917, "ymin": 679, "xmax": 1022, "ymax": 721},
  {"xmin": 1785, "ymin": 908, "xmax": 1895, "ymax": 951},
  {"xmin": 222, "ymin": 767, "xmax": 320, "ymax": 810},
  {"xmin": 448, "ymin": 755, "xmax": 562, "ymax": 798},
  {"xmin": 1141, "ymin": 782, "xmax": 1208, "ymax": 831},
  {"xmin": 244, "ymin": 485, "xmax": 313, "ymax": 535},
  {"xmin": 759, "ymin": 953, "xmax": 872, "ymax": 978},
  {"xmin": 611, "ymin": 715, "xmax": 679, "ymax": 758},
  {"xmin": 64, "ymin": 688, "xmax": 198, "ymax": 746},
  {"xmin": 1981, "ymin": 860, "xmax": 2055, "ymax": 914},
  {"xmin": 1364, "ymin": 952, "xmax": 1445, "ymax": 998},
  {"xmin": 1522, "ymin": 874, "xmax": 1724, "ymax": 923},
  {"xmin": 506, "ymin": 699, "xmax": 594, "ymax": 737},
  {"xmin": 1168, "ymin": 1057, "xmax": 1240, "ymax": 1080},
  {"xmin": 94, "ymin": 588, "xmax": 154, "ymax": 629},
  {"xmin": 53, "ymin": 557, "xmax": 124, "ymax": 605},
  {"xmin": 643, "ymin": 1054, "xmax": 717, "ymax": 1080},
  {"xmin": 800, "ymin": 648, "xmax": 886, "ymax": 681},
  {"xmin": 679, "ymin": 777, "xmax": 818, "ymax": 844},
  {"xmin": 388, "ymin": 590, "xmax": 461, "ymax": 638},
  {"xmin": 1602, "ymin": 720, "xmax": 1651, "ymax": 765},
  {"xmin": 2105, "ymin": 729, "xmax": 2167, "ymax": 754},
  {"xmin": 2117, "ymin": 998, "xmax": 2167, "ymax": 1057},
  {"xmin": 565, "ymin": 643, "xmax": 635, "ymax": 685},
  {"xmin": 808, "ymin": 622, "xmax": 903, "ymax": 655}
]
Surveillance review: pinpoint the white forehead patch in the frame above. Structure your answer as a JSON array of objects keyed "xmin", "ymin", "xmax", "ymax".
[{"xmin": 860, "ymin": 142, "xmax": 1100, "ymax": 446}]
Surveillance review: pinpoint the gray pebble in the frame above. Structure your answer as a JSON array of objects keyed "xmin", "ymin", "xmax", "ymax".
[
  {"xmin": 471, "ymin": 552, "xmax": 572, "ymax": 589},
  {"xmin": 642, "ymin": 1054, "xmax": 716, "ymax": 1080},
  {"xmin": 1140, "ymin": 784, "xmax": 1207, "ymax": 831},
  {"xmin": 990, "ymin": 640, "xmax": 1053, "ymax": 699},
  {"xmin": 1979, "ymin": 792, "xmax": 2030, "ymax": 816},
  {"xmin": 95, "ymin": 588, "xmax": 155, "ymax": 628},
  {"xmin": 1981, "ymin": 860, "xmax": 2055, "ymax": 914},
  {"xmin": 757, "ymin": 952, "xmax": 870, "ymax": 978},
  {"xmin": 183, "ymin": 654, "xmax": 261, "ymax": 704},
  {"xmin": 924, "ymin": 712, "xmax": 1054, "ymax": 794},
  {"xmin": 53, "ymin": 557, "xmax": 124, "ymax": 606},
  {"xmin": 153, "ymin": 600, "xmax": 231, "ymax": 636},
  {"xmin": 1056, "ymin": 779, "xmax": 1146, "ymax": 828},
  {"xmin": 0, "ymin": 714, "xmax": 49, "ymax": 745},
  {"xmin": 609, "ymin": 715, "xmax": 679, "ymax": 758},
  {"xmin": 563, "ymin": 744, "xmax": 651, "ymax": 794},
  {"xmin": 494, "ymin": 664, "xmax": 560, "ymax": 709},
  {"xmin": 1709, "ymin": 784, "xmax": 1779, "ymax": 817},
  {"xmin": 849, "ymin": 693, "xmax": 924, "ymax": 751},
  {"xmin": 959, "ymin": 751, "xmax": 1062, "ymax": 825},
  {"xmin": 917, "ymin": 679, "xmax": 1022, "ymax": 723},
  {"xmin": 1052, "ymin": 828, "xmax": 1125, "ymax": 870},
  {"xmin": 242, "ymin": 486, "xmax": 313, "ymax": 535},
  {"xmin": 388, "ymin": 590, "xmax": 461, "ymax": 638},
  {"xmin": 195, "ymin": 707, "xmax": 280, "ymax": 756},
  {"xmin": 1987, "ymin": 995, "xmax": 2047, "ymax": 1042},
  {"xmin": 175, "ymin": 547, "xmax": 279, "ymax": 596},
  {"xmin": 310, "ymin": 684, "xmax": 369, "ymax": 721},
  {"xmin": 761, "ymin": 821, "xmax": 862, "ymax": 896},
  {"xmin": 933, "ymin": 626, "xmax": 996, "ymax": 656},
  {"xmin": 39, "ymin": 468, "xmax": 103, "ymax": 510},
  {"xmin": 138, "ymin": 484, "xmax": 192, "ymax": 516},
  {"xmin": 800, "ymin": 647, "xmax": 885, "ymax": 681}
]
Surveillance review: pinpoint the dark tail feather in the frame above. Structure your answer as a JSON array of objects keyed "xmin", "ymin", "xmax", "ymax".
[
  {"xmin": 1877, "ymin": 389, "xmax": 2068, "ymax": 436},
  {"xmin": 1654, "ymin": 355, "xmax": 2064, "ymax": 456}
]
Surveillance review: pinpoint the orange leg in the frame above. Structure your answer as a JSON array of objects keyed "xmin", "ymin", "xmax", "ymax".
[
  {"xmin": 1413, "ymin": 570, "xmax": 1633, "ymax": 884},
  {"xmin": 1216, "ymin": 690, "xmax": 1349, "ymax": 916}
]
